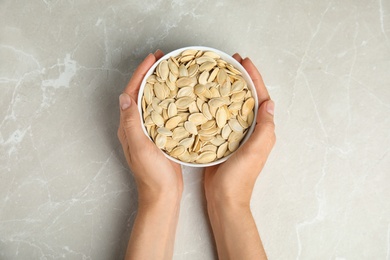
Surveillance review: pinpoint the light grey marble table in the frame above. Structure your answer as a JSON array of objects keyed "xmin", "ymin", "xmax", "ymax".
[{"xmin": 1, "ymin": 1, "xmax": 389, "ymax": 259}]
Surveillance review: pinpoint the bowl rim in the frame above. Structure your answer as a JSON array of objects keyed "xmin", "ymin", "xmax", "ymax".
[{"xmin": 137, "ymin": 46, "xmax": 259, "ymax": 167}]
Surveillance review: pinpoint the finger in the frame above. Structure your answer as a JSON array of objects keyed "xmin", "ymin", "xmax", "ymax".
[
  {"xmin": 119, "ymin": 93, "xmax": 151, "ymax": 149},
  {"xmin": 242, "ymin": 100, "xmax": 275, "ymax": 157},
  {"xmin": 154, "ymin": 49, "xmax": 164, "ymax": 60},
  {"xmin": 117, "ymin": 120, "xmax": 133, "ymax": 166},
  {"xmin": 241, "ymin": 57, "xmax": 270, "ymax": 106},
  {"xmin": 232, "ymin": 53, "xmax": 243, "ymax": 63},
  {"xmin": 169, "ymin": 160, "xmax": 182, "ymax": 175},
  {"xmin": 117, "ymin": 121, "xmax": 127, "ymax": 146},
  {"xmin": 124, "ymin": 53, "xmax": 157, "ymax": 101}
]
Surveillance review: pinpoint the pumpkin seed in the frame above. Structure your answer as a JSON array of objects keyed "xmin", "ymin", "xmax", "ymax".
[
  {"xmin": 184, "ymin": 121, "xmax": 198, "ymax": 135},
  {"xmin": 217, "ymin": 142, "xmax": 228, "ymax": 158},
  {"xmin": 157, "ymin": 60, "xmax": 169, "ymax": 81},
  {"xmin": 165, "ymin": 116, "xmax": 182, "ymax": 130},
  {"xmin": 155, "ymin": 134, "xmax": 167, "ymax": 148},
  {"xmin": 151, "ymin": 111, "xmax": 164, "ymax": 127},
  {"xmin": 242, "ymin": 97, "xmax": 255, "ymax": 116},
  {"xmin": 157, "ymin": 127, "xmax": 173, "ymax": 136},
  {"xmin": 196, "ymin": 151, "xmax": 217, "ymax": 164},
  {"xmin": 216, "ymin": 107, "xmax": 227, "ymax": 128},
  {"xmin": 188, "ymin": 113, "xmax": 208, "ymax": 125}
]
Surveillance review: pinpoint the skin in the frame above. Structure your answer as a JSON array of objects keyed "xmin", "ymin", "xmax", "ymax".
[
  {"xmin": 118, "ymin": 50, "xmax": 275, "ymax": 260},
  {"xmin": 117, "ymin": 50, "xmax": 183, "ymax": 260},
  {"xmin": 204, "ymin": 53, "xmax": 275, "ymax": 260}
]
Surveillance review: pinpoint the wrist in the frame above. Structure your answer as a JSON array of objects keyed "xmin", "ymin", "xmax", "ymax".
[
  {"xmin": 205, "ymin": 187, "xmax": 251, "ymax": 212},
  {"xmin": 138, "ymin": 189, "xmax": 182, "ymax": 210},
  {"xmin": 207, "ymin": 196, "xmax": 251, "ymax": 217}
]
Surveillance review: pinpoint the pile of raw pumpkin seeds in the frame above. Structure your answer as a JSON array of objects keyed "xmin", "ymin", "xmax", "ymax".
[{"xmin": 141, "ymin": 49, "xmax": 255, "ymax": 164}]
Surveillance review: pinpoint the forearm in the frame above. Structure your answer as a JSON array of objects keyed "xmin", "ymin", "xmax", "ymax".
[
  {"xmin": 125, "ymin": 194, "xmax": 181, "ymax": 260},
  {"xmin": 207, "ymin": 202, "xmax": 267, "ymax": 260}
]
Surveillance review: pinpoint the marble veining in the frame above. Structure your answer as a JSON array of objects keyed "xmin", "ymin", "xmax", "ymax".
[{"xmin": 1, "ymin": 0, "xmax": 390, "ymax": 259}]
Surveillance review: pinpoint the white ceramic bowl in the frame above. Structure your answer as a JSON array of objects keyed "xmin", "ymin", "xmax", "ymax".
[{"xmin": 138, "ymin": 46, "xmax": 258, "ymax": 167}]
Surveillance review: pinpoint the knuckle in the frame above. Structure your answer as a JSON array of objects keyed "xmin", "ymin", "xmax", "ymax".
[
  {"xmin": 117, "ymin": 127, "xmax": 127, "ymax": 145},
  {"xmin": 123, "ymin": 115, "xmax": 136, "ymax": 130},
  {"xmin": 260, "ymin": 120, "xmax": 275, "ymax": 137},
  {"xmin": 257, "ymin": 120, "xmax": 276, "ymax": 150},
  {"xmin": 269, "ymin": 131, "xmax": 276, "ymax": 146},
  {"xmin": 117, "ymin": 128, "xmax": 121, "ymax": 140},
  {"xmin": 264, "ymin": 126, "xmax": 276, "ymax": 147},
  {"xmin": 265, "ymin": 119, "xmax": 275, "ymax": 131}
]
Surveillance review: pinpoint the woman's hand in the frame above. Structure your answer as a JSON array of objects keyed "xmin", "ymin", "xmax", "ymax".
[
  {"xmin": 204, "ymin": 53, "xmax": 275, "ymax": 207},
  {"xmin": 117, "ymin": 50, "xmax": 183, "ymax": 260},
  {"xmin": 117, "ymin": 50, "xmax": 183, "ymax": 204},
  {"xmin": 204, "ymin": 54, "xmax": 275, "ymax": 260}
]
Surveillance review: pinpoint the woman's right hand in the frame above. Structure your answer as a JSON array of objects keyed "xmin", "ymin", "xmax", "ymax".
[{"xmin": 118, "ymin": 51, "xmax": 183, "ymax": 205}]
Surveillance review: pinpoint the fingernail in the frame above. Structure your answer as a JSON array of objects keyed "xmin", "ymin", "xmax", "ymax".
[
  {"xmin": 119, "ymin": 93, "xmax": 131, "ymax": 110},
  {"xmin": 154, "ymin": 49, "xmax": 161, "ymax": 55},
  {"xmin": 266, "ymin": 100, "xmax": 274, "ymax": 115}
]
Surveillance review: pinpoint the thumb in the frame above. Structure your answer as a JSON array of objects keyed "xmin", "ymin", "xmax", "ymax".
[
  {"xmin": 119, "ymin": 93, "xmax": 149, "ymax": 147},
  {"xmin": 244, "ymin": 100, "xmax": 276, "ymax": 156}
]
